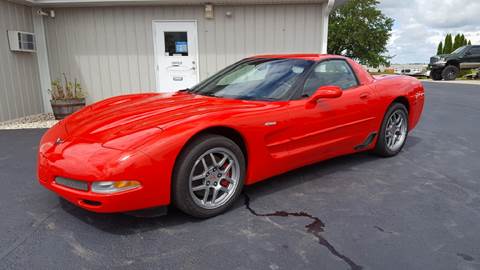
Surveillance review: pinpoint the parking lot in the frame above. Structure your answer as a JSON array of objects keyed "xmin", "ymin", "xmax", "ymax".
[{"xmin": 0, "ymin": 82, "xmax": 479, "ymax": 270}]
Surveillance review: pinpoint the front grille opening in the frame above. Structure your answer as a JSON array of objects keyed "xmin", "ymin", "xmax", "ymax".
[
  {"xmin": 81, "ymin": 199, "xmax": 102, "ymax": 206},
  {"xmin": 55, "ymin": 177, "xmax": 88, "ymax": 191}
]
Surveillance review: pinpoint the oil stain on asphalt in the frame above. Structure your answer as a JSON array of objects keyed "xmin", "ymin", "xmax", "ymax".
[
  {"xmin": 456, "ymin": 253, "xmax": 474, "ymax": 262},
  {"xmin": 243, "ymin": 193, "xmax": 362, "ymax": 270}
]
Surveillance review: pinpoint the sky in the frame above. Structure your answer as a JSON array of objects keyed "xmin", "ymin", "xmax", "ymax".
[{"xmin": 376, "ymin": 0, "xmax": 480, "ymax": 64}]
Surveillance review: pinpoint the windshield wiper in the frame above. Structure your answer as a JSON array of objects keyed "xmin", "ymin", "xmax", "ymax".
[
  {"xmin": 178, "ymin": 88, "xmax": 193, "ymax": 92},
  {"xmin": 195, "ymin": 91, "xmax": 220, "ymax": 97}
]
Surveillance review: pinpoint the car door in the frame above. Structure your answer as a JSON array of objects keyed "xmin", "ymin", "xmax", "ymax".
[
  {"xmin": 462, "ymin": 46, "xmax": 480, "ymax": 69},
  {"xmin": 285, "ymin": 59, "xmax": 378, "ymax": 166}
]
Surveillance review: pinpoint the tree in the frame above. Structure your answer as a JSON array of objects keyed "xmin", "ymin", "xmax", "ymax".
[
  {"xmin": 328, "ymin": 0, "xmax": 394, "ymax": 67},
  {"xmin": 437, "ymin": 41, "xmax": 443, "ymax": 55},
  {"xmin": 453, "ymin": 34, "xmax": 461, "ymax": 51},
  {"xmin": 443, "ymin": 34, "xmax": 453, "ymax": 54},
  {"xmin": 436, "ymin": 33, "xmax": 473, "ymax": 55}
]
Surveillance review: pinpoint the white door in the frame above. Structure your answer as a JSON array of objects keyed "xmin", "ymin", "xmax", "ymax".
[{"xmin": 154, "ymin": 21, "xmax": 199, "ymax": 92}]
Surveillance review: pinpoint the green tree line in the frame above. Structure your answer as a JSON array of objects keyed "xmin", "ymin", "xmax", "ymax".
[{"xmin": 437, "ymin": 33, "xmax": 472, "ymax": 55}]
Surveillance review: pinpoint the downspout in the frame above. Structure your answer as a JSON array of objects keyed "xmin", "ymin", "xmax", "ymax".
[
  {"xmin": 32, "ymin": 9, "xmax": 52, "ymax": 113},
  {"xmin": 320, "ymin": 0, "xmax": 335, "ymax": 54}
]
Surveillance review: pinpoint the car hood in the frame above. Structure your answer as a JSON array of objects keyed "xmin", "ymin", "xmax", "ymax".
[{"xmin": 63, "ymin": 92, "xmax": 266, "ymax": 144}]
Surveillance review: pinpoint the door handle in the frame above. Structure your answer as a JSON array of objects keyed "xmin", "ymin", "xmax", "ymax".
[
  {"xmin": 167, "ymin": 65, "xmax": 189, "ymax": 70},
  {"xmin": 360, "ymin": 92, "xmax": 370, "ymax": 99}
]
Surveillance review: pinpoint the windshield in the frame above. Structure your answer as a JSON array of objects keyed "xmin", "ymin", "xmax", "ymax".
[
  {"xmin": 190, "ymin": 58, "xmax": 314, "ymax": 101},
  {"xmin": 451, "ymin": 46, "xmax": 467, "ymax": 55}
]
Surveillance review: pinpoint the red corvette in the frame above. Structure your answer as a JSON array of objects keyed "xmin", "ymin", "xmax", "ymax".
[{"xmin": 38, "ymin": 54, "xmax": 424, "ymax": 218}]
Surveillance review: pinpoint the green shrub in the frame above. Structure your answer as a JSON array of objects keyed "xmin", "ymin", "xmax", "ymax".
[{"xmin": 459, "ymin": 69, "xmax": 476, "ymax": 79}]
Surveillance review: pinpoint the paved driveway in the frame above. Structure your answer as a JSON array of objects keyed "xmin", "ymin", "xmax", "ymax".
[{"xmin": 0, "ymin": 82, "xmax": 479, "ymax": 270}]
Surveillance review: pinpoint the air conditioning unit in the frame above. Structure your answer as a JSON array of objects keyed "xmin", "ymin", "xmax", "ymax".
[{"xmin": 7, "ymin": 31, "xmax": 36, "ymax": 52}]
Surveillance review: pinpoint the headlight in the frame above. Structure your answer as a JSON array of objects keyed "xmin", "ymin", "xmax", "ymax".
[{"xmin": 91, "ymin": 180, "xmax": 141, "ymax": 194}]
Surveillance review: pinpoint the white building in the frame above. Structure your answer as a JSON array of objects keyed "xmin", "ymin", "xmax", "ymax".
[{"xmin": 0, "ymin": 0, "xmax": 345, "ymax": 121}]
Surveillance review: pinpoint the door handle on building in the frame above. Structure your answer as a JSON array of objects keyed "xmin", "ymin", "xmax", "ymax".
[{"xmin": 168, "ymin": 64, "xmax": 183, "ymax": 68}]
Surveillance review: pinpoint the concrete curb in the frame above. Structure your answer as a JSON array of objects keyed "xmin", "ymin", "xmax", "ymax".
[{"xmin": 420, "ymin": 79, "xmax": 480, "ymax": 85}]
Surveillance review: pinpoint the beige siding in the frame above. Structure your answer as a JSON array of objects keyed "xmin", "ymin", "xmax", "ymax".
[
  {"xmin": 44, "ymin": 4, "xmax": 325, "ymax": 103},
  {"xmin": 0, "ymin": 0, "xmax": 43, "ymax": 122}
]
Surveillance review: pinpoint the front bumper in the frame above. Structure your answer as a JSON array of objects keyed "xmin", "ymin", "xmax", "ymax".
[
  {"xmin": 37, "ymin": 137, "xmax": 171, "ymax": 213},
  {"xmin": 38, "ymin": 172, "xmax": 150, "ymax": 213},
  {"xmin": 428, "ymin": 62, "xmax": 446, "ymax": 69}
]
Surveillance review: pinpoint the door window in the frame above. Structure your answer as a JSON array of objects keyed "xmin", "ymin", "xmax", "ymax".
[
  {"xmin": 302, "ymin": 60, "xmax": 359, "ymax": 97},
  {"xmin": 164, "ymin": 32, "xmax": 188, "ymax": 56}
]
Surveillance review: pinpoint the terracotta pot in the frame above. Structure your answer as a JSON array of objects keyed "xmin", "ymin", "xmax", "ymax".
[{"xmin": 50, "ymin": 98, "xmax": 86, "ymax": 120}]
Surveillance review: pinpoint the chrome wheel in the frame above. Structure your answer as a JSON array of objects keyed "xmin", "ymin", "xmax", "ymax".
[
  {"xmin": 189, "ymin": 147, "xmax": 240, "ymax": 209},
  {"xmin": 385, "ymin": 110, "xmax": 407, "ymax": 152}
]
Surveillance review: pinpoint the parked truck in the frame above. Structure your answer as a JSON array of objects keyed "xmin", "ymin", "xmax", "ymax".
[{"xmin": 429, "ymin": 45, "xmax": 480, "ymax": 80}]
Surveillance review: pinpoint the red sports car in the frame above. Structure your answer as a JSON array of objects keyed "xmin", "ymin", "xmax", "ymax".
[{"xmin": 38, "ymin": 54, "xmax": 424, "ymax": 218}]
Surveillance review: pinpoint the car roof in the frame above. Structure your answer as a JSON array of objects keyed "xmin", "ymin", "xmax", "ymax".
[
  {"xmin": 250, "ymin": 54, "xmax": 347, "ymax": 61},
  {"xmin": 249, "ymin": 53, "xmax": 374, "ymax": 85}
]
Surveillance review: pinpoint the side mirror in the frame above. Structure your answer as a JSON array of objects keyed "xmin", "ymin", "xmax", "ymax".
[
  {"xmin": 308, "ymin": 85, "xmax": 343, "ymax": 104},
  {"xmin": 465, "ymin": 51, "xmax": 472, "ymax": 56}
]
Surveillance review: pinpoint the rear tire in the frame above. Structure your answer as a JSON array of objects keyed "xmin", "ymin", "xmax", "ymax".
[
  {"xmin": 172, "ymin": 134, "xmax": 245, "ymax": 218},
  {"xmin": 441, "ymin": 65, "xmax": 459, "ymax": 81},
  {"xmin": 374, "ymin": 103, "xmax": 409, "ymax": 157}
]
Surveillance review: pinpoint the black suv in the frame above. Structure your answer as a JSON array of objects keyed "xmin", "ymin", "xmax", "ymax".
[{"xmin": 429, "ymin": 45, "xmax": 480, "ymax": 80}]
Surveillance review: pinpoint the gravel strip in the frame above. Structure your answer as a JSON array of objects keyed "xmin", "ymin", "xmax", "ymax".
[{"xmin": 0, "ymin": 113, "xmax": 58, "ymax": 130}]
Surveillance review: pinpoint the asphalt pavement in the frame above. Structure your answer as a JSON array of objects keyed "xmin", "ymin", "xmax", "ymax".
[{"xmin": 0, "ymin": 82, "xmax": 479, "ymax": 270}]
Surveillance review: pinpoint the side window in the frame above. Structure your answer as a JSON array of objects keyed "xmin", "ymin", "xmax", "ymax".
[
  {"xmin": 468, "ymin": 46, "xmax": 480, "ymax": 56},
  {"xmin": 302, "ymin": 60, "xmax": 359, "ymax": 97}
]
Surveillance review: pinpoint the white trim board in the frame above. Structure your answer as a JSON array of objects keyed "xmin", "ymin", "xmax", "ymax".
[{"xmin": 11, "ymin": 0, "xmax": 332, "ymax": 7}]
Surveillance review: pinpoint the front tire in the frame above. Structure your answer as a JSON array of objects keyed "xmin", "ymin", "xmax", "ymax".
[
  {"xmin": 374, "ymin": 103, "xmax": 409, "ymax": 157},
  {"xmin": 441, "ymin": 65, "xmax": 459, "ymax": 80},
  {"xmin": 172, "ymin": 134, "xmax": 245, "ymax": 218}
]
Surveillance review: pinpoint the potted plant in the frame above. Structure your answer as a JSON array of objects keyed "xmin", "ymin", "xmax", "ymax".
[{"xmin": 49, "ymin": 74, "xmax": 86, "ymax": 120}]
